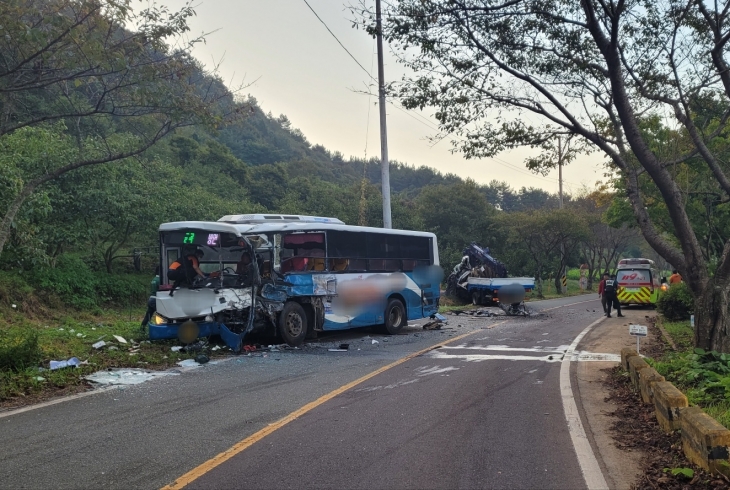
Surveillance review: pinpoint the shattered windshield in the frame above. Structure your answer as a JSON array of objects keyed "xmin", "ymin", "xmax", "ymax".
[{"xmin": 161, "ymin": 230, "xmax": 270, "ymax": 289}]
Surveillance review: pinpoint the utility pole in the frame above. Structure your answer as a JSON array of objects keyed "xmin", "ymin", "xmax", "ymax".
[
  {"xmin": 375, "ymin": 0, "xmax": 392, "ymax": 228},
  {"xmin": 558, "ymin": 137, "xmax": 564, "ymax": 209},
  {"xmin": 558, "ymin": 137, "xmax": 565, "ymax": 293}
]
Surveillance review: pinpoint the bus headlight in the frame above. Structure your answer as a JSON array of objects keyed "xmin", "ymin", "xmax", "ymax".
[{"xmin": 151, "ymin": 313, "xmax": 168, "ymax": 325}]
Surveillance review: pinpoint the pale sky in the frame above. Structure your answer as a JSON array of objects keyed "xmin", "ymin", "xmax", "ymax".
[{"xmin": 157, "ymin": 0, "xmax": 607, "ymax": 194}]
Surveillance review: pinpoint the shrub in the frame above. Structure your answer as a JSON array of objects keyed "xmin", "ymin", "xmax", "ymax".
[
  {"xmin": 0, "ymin": 327, "xmax": 41, "ymax": 372},
  {"xmin": 32, "ymin": 255, "xmax": 98, "ymax": 309},
  {"xmin": 0, "ymin": 272, "xmax": 34, "ymax": 308},
  {"xmin": 95, "ymin": 274, "xmax": 148, "ymax": 305},
  {"xmin": 657, "ymin": 281, "xmax": 694, "ymax": 321},
  {"xmin": 30, "ymin": 255, "xmax": 150, "ymax": 309}
]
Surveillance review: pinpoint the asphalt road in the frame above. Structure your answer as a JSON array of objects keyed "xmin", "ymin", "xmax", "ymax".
[{"xmin": 0, "ymin": 294, "xmax": 604, "ymax": 489}]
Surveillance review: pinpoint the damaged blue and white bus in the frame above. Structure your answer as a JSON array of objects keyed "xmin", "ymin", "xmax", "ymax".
[{"xmin": 147, "ymin": 214, "xmax": 442, "ymax": 351}]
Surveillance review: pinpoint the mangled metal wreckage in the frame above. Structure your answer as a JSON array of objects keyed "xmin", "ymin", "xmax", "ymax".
[{"xmin": 148, "ymin": 214, "xmax": 441, "ymax": 351}]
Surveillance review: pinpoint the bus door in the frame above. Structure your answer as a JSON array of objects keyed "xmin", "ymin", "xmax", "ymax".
[{"xmin": 616, "ymin": 268, "xmax": 653, "ymax": 305}]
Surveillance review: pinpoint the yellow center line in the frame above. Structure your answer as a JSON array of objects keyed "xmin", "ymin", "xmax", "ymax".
[{"xmin": 161, "ymin": 323, "xmax": 503, "ymax": 490}]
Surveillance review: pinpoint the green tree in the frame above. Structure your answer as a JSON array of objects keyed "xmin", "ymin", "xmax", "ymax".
[
  {"xmin": 417, "ymin": 180, "xmax": 499, "ymax": 271},
  {"xmin": 0, "ymin": 0, "xmax": 239, "ymax": 258},
  {"xmin": 356, "ymin": 0, "xmax": 730, "ymax": 351}
]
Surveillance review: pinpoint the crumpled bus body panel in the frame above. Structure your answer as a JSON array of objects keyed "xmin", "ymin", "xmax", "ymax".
[{"xmin": 155, "ymin": 288, "xmax": 252, "ymax": 319}]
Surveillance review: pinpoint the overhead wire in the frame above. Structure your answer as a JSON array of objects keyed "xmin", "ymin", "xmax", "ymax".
[
  {"xmin": 301, "ymin": 0, "xmax": 375, "ymax": 81},
  {"xmin": 301, "ymin": 0, "xmax": 585, "ymax": 190}
]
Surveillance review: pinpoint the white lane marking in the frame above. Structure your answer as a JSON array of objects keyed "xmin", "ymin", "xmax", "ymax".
[
  {"xmin": 561, "ymin": 317, "xmax": 610, "ymax": 490},
  {"xmin": 415, "ymin": 365, "xmax": 460, "ymax": 376},
  {"xmin": 355, "ymin": 378, "xmax": 419, "ymax": 392},
  {"xmin": 430, "ymin": 351, "xmax": 561, "ymax": 363},
  {"xmin": 442, "ymin": 344, "xmax": 569, "ymax": 354}
]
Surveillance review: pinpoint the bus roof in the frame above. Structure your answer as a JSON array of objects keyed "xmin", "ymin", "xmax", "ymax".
[{"xmin": 158, "ymin": 220, "xmax": 438, "ymax": 239}]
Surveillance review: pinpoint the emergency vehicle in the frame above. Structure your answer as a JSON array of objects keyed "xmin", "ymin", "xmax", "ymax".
[{"xmin": 615, "ymin": 258, "xmax": 666, "ymax": 307}]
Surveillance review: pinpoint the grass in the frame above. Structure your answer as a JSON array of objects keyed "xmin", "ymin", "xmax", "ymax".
[
  {"xmin": 651, "ymin": 319, "xmax": 730, "ymax": 429},
  {"xmin": 0, "ymin": 307, "xmax": 230, "ymax": 402}
]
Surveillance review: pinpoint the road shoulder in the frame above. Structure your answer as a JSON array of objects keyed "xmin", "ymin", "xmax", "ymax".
[{"xmin": 574, "ymin": 308, "xmax": 660, "ymax": 489}]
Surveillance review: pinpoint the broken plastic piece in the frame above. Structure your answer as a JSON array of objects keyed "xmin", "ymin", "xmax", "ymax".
[
  {"xmin": 171, "ymin": 346, "xmax": 183, "ymax": 352},
  {"xmin": 49, "ymin": 357, "xmax": 81, "ymax": 370},
  {"xmin": 372, "ymin": 339, "xmax": 379, "ymax": 345},
  {"xmin": 92, "ymin": 340, "xmax": 106, "ymax": 349},
  {"xmin": 113, "ymin": 335, "xmax": 128, "ymax": 344}
]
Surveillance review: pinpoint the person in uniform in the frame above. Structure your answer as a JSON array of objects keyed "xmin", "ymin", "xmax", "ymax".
[
  {"xmin": 168, "ymin": 249, "xmax": 206, "ymax": 295},
  {"xmin": 604, "ymin": 274, "xmax": 624, "ymax": 318}
]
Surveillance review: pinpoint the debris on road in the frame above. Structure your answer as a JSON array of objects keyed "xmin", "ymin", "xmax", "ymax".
[
  {"xmin": 372, "ymin": 339, "xmax": 379, "ymax": 345},
  {"xmin": 194, "ymin": 354, "xmax": 210, "ymax": 364},
  {"xmin": 328, "ymin": 343, "xmax": 350, "ymax": 352},
  {"xmin": 423, "ymin": 319, "xmax": 443, "ymax": 330},
  {"xmin": 85, "ymin": 368, "xmax": 178, "ymax": 386},
  {"xmin": 176, "ymin": 359, "xmax": 200, "ymax": 368}
]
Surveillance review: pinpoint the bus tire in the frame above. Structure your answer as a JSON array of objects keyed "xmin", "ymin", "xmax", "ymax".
[
  {"xmin": 279, "ymin": 301, "xmax": 307, "ymax": 346},
  {"xmin": 383, "ymin": 298, "xmax": 406, "ymax": 335},
  {"xmin": 472, "ymin": 291, "xmax": 481, "ymax": 306}
]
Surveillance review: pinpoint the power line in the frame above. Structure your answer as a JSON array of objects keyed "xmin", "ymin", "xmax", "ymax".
[
  {"xmin": 301, "ymin": 0, "xmax": 375, "ymax": 81},
  {"xmin": 300, "ymin": 0, "xmax": 584, "ymax": 190}
]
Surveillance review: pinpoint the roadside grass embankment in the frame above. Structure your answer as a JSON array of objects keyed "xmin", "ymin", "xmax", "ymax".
[
  {"xmin": 0, "ymin": 268, "xmax": 223, "ymax": 406},
  {"xmin": 0, "ymin": 315, "xmax": 212, "ymax": 404},
  {"xmin": 650, "ymin": 319, "xmax": 730, "ymax": 429}
]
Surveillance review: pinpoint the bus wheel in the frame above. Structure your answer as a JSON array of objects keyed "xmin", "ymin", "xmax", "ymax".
[
  {"xmin": 472, "ymin": 291, "xmax": 481, "ymax": 306},
  {"xmin": 384, "ymin": 298, "xmax": 406, "ymax": 335},
  {"xmin": 279, "ymin": 302, "xmax": 307, "ymax": 346}
]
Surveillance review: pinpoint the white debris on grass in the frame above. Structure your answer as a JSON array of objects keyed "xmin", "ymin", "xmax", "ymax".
[
  {"xmin": 113, "ymin": 335, "xmax": 128, "ymax": 344},
  {"xmin": 170, "ymin": 346, "xmax": 183, "ymax": 352},
  {"xmin": 92, "ymin": 340, "xmax": 106, "ymax": 349},
  {"xmin": 176, "ymin": 359, "xmax": 201, "ymax": 368},
  {"xmin": 85, "ymin": 369, "xmax": 178, "ymax": 386}
]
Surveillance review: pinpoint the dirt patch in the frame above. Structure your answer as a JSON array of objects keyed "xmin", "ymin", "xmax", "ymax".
[
  {"xmin": 602, "ymin": 366, "xmax": 729, "ymax": 489},
  {"xmin": 0, "ymin": 383, "xmax": 91, "ymax": 411}
]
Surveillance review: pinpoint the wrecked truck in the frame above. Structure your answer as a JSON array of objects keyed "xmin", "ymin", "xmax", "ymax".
[
  {"xmin": 147, "ymin": 214, "xmax": 442, "ymax": 351},
  {"xmin": 445, "ymin": 243, "xmax": 534, "ymax": 311}
]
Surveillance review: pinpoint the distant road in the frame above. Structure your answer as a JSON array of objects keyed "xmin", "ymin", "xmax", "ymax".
[{"xmin": 0, "ymin": 294, "xmax": 603, "ymax": 489}]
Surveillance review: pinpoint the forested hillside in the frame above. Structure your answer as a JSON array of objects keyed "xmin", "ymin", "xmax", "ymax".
[{"xmin": 0, "ymin": 0, "xmax": 650, "ymax": 312}]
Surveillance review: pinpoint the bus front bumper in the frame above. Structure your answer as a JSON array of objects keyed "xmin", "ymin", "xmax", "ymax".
[{"xmin": 148, "ymin": 318, "xmax": 247, "ymax": 352}]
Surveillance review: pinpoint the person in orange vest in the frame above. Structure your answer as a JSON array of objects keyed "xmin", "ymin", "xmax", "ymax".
[
  {"xmin": 597, "ymin": 272, "xmax": 609, "ymax": 314},
  {"xmin": 669, "ymin": 270, "xmax": 682, "ymax": 285},
  {"xmin": 168, "ymin": 249, "xmax": 206, "ymax": 295}
]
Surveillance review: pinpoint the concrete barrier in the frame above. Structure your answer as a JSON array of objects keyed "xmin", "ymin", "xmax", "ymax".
[
  {"xmin": 628, "ymin": 355, "xmax": 650, "ymax": 390},
  {"xmin": 653, "ymin": 381, "xmax": 688, "ymax": 432},
  {"xmin": 621, "ymin": 347, "xmax": 639, "ymax": 371},
  {"xmin": 680, "ymin": 406, "xmax": 730, "ymax": 478},
  {"xmin": 637, "ymin": 367, "xmax": 665, "ymax": 405}
]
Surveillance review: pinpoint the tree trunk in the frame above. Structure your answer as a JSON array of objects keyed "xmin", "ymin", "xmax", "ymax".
[
  {"xmin": 695, "ymin": 279, "xmax": 730, "ymax": 352},
  {"xmin": 0, "ymin": 183, "xmax": 39, "ymax": 257}
]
